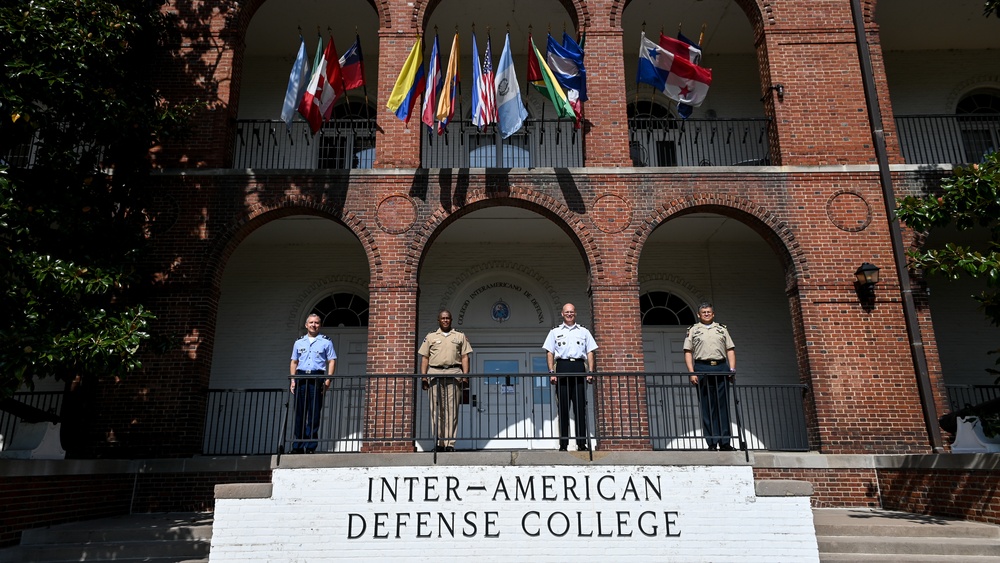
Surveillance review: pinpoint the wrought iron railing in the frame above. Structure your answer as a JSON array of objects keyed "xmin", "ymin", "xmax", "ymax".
[
  {"xmin": 945, "ymin": 384, "xmax": 1000, "ymax": 413},
  {"xmin": 203, "ymin": 373, "xmax": 809, "ymax": 455},
  {"xmin": 232, "ymin": 119, "xmax": 376, "ymax": 170},
  {"xmin": 0, "ymin": 392, "xmax": 64, "ymax": 450},
  {"xmin": 627, "ymin": 117, "xmax": 772, "ymax": 167},
  {"xmin": 421, "ymin": 119, "xmax": 583, "ymax": 168},
  {"xmin": 895, "ymin": 114, "xmax": 1000, "ymax": 165}
]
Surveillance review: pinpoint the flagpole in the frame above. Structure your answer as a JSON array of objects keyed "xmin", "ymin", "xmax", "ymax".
[{"xmin": 457, "ymin": 25, "xmax": 464, "ymax": 139}]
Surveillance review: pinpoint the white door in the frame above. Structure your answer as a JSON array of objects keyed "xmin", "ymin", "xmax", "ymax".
[{"xmin": 643, "ymin": 328, "xmax": 700, "ymax": 449}]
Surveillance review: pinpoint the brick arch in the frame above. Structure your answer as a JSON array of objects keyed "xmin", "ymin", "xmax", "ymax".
[
  {"xmin": 409, "ymin": 0, "xmax": 587, "ymax": 33},
  {"xmin": 626, "ymin": 194, "xmax": 806, "ymax": 293},
  {"xmin": 234, "ymin": 0, "xmax": 388, "ymax": 35},
  {"xmin": 203, "ymin": 203, "xmax": 381, "ymax": 295},
  {"xmin": 610, "ymin": 0, "xmax": 764, "ymax": 34},
  {"xmin": 406, "ymin": 194, "xmax": 602, "ymax": 286}
]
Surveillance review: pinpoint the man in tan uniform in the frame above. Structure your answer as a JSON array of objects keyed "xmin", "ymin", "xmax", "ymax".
[
  {"xmin": 419, "ymin": 310, "xmax": 472, "ymax": 452},
  {"xmin": 684, "ymin": 302, "xmax": 737, "ymax": 451}
]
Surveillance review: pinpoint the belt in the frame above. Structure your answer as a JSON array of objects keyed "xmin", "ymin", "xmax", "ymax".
[
  {"xmin": 556, "ymin": 358, "xmax": 584, "ymax": 362},
  {"xmin": 694, "ymin": 359, "xmax": 725, "ymax": 366},
  {"xmin": 295, "ymin": 370, "xmax": 327, "ymax": 375},
  {"xmin": 430, "ymin": 364, "xmax": 461, "ymax": 369}
]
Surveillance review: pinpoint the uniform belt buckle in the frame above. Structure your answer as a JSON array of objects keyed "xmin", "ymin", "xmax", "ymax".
[{"xmin": 709, "ymin": 360, "xmax": 720, "ymax": 366}]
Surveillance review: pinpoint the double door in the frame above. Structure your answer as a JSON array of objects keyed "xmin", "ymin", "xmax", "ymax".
[{"xmin": 455, "ymin": 350, "xmax": 557, "ymax": 450}]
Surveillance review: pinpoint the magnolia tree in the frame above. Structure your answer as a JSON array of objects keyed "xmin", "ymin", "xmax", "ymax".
[
  {"xmin": 0, "ymin": 0, "xmax": 192, "ymax": 400},
  {"xmin": 896, "ymin": 152, "xmax": 1000, "ymax": 381}
]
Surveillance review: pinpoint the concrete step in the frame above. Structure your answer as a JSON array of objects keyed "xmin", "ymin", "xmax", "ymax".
[
  {"xmin": 0, "ymin": 513, "xmax": 211, "ymax": 563},
  {"xmin": 814, "ymin": 509, "xmax": 1000, "ymax": 562}
]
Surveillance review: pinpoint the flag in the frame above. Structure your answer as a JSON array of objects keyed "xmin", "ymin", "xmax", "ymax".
[
  {"xmin": 471, "ymin": 33, "xmax": 497, "ymax": 128},
  {"xmin": 547, "ymin": 33, "xmax": 587, "ymax": 102},
  {"xmin": 297, "ymin": 35, "xmax": 324, "ymax": 123},
  {"xmin": 436, "ymin": 32, "xmax": 460, "ymax": 133},
  {"xmin": 422, "ymin": 34, "xmax": 443, "ymax": 131},
  {"xmin": 298, "ymin": 35, "xmax": 344, "ymax": 134},
  {"xmin": 527, "ymin": 34, "xmax": 575, "ymax": 120},
  {"xmin": 637, "ymin": 32, "xmax": 712, "ymax": 108},
  {"xmin": 494, "ymin": 33, "xmax": 527, "ymax": 139},
  {"xmin": 339, "ymin": 34, "xmax": 365, "ymax": 91},
  {"xmin": 662, "ymin": 32, "xmax": 703, "ymax": 118},
  {"xmin": 386, "ymin": 38, "xmax": 425, "ymax": 124},
  {"xmin": 281, "ymin": 36, "xmax": 309, "ymax": 132}
]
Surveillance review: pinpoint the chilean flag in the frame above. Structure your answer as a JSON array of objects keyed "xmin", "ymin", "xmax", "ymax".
[{"xmin": 339, "ymin": 35, "xmax": 365, "ymax": 91}]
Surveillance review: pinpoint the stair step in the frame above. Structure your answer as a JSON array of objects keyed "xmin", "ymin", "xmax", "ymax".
[
  {"xmin": 817, "ymin": 536, "xmax": 1000, "ymax": 557},
  {"xmin": 813, "ymin": 508, "xmax": 1000, "ymax": 540},
  {"xmin": 0, "ymin": 540, "xmax": 209, "ymax": 563},
  {"xmin": 820, "ymin": 554, "xmax": 1000, "ymax": 563}
]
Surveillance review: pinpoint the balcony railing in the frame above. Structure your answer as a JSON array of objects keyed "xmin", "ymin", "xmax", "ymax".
[
  {"xmin": 421, "ymin": 119, "xmax": 583, "ymax": 168},
  {"xmin": 232, "ymin": 119, "xmax": 376, "ymax": 170},
  {"xmin": 0, "ymin": 392, "xmax": 64, "ymax": 450},
  {"xmin": 203, "ymin": 373, "xmax": 809, "ymax": 455},
  {"xmin": 945, "ymin": 384, "xmax": 1000, "ymax": 412},
  {"xmin": 895, "ymin": 114, "xmax": 1000, "ymax": 165},
  {"xmin": 627, "ymin": 117, "xmax": 772, "ymax": 167}
]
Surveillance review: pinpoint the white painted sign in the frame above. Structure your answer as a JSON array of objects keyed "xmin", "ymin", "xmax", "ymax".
[{"xmin": 211, "ymin": 464, "xmax": 818, "ymax": 562}]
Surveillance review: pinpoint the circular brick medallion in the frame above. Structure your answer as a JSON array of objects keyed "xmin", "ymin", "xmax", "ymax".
[
  {"xmin": 376, "ymin": 194, "xmax": 417, "ymax": 234},
  {"xmin": 592, "ymin": 194, "xmax": 633, "ymax": 234},
  {"xmin": 826, "ymin": 191, "xmax": 872, "ymax": 232}
]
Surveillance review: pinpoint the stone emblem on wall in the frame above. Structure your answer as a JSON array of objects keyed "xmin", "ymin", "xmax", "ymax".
[
  {"xmin": 826, "ymin": 190, "xmax": 872, "ymax": 232},
  {"xmin": 592, "ymin": 194, "xmax": 633, "ymax": 234},
  {"xmin": 375, "ymin": 194, "xmax": 417, "ymax": 234}
]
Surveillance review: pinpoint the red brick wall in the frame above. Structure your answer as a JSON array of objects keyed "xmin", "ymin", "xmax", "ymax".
[
  {"xmin": 755, "ymin": 467, "xmax": 881, "ymax": 507},
  {"xmin": 879, "ymin": 469, "xmax": 1000, "ymax": 525},
  {"xmin": 0, "ymin": 470, "xmax": 271, "ymax": 547}
]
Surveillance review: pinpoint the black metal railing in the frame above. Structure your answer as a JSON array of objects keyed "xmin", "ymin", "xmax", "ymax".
[
  {"xmin": 421, "ymin": 118, "xmax": 583, "ymax": 168},
  {"xmin": 627, "ymin": 117, "xmax": 772, "ymax": 167},
  {"xmin": 895, "ymin": 114, "xmax": 1000, "ymax": 165},
  {"xmin": 0, "ymin": 392, "xmax": 64, "ymax": 449},
  {"xmin": 232, "ymin": 119, "xmax": 376, "ymax": 170},
  {"xmin": 945, "ymin": 384, "xmax": 1000, "ymax": 413},
  {"xmin": 203, "ymin": 373, "xmax": 809, "ymax": 456}
]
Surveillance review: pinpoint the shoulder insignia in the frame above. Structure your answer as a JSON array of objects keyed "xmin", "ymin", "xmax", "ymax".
[{"xmin": 718, "ymin": 323, "xmax": 727, "ymax": 329}]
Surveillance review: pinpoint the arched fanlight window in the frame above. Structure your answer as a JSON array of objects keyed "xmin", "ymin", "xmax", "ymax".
[
  {"xmin": 955, "ymin": 89, "xmax": 1000, "ymax": 162},
  {"xmin": 639, "ymin": 291, "xmax": 696, "ymax": 326},
  {"xmin": 310, "ymin": 293, "xmax": 369, "ymax": 327}
]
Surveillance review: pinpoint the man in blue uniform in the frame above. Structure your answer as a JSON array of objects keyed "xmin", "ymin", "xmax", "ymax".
[
  {"xmin": 543, "ymin": 303, "xmax": 598, "ymax": 451},
  {"xmin": 684, "ymin": 303, "xmax": 737, "ymax": 451},
  {"xmin": 289, "ymin": 314, "xmax": 337, "ymax": 453}
]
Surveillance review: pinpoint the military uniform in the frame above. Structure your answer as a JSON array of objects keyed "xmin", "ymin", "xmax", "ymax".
[
  {"xmin": 418, "ymin": 328, "xmax": 472, "ymax": 450},
  {"xmin": 290, "ymin": 334, "xmax": 337, "ymax": 452},
  {"xmin": 684, "ymin": 321, "xmax": 736, "ymax": 450},
  {"xmin": 543, "ymin": 323, "xmax": 598, "ymax": 451}
]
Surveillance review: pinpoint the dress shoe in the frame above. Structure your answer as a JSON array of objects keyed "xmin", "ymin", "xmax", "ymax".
[
  {"xmin": 444, "ymin": 446, "xmax": 455, "ymax": 452},
  {"xmin": 559, "ymin": 446, "xmax": 568, "ymax": 451},
  {"xmin": 706, "ymin": 444, "xmax": 718, "ymax": 451},
  {"xmin": 577, "ymin": 444, "xmax": 590, "ymax": 452},
  {"xmin": 290, "ymin": 447, "xmax": 305, "ymax": 454},
  {"xmin": 719, "ymin": 444, "xmax": 737, "ymax": 451}
]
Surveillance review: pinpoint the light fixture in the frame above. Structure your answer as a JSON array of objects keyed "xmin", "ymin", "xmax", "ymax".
[
  {"xmin": 854, "ymin": 262, "xmax": 880, "ymax": 311},
  {"xmin": 761, "ymin": 83, "xmax": 785, "ymax": 103}
]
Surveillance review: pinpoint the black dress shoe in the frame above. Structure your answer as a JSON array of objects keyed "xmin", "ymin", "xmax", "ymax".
[
  {"xmin": 444, "ymin": 446, "xmax": 455, "ymax": 452},
  {"xmin": 559, "ymin": 446, "xmax": 568, "ymax": 451},
  {"xmin": 577, "ymin": 444, "xmax": 590, "ymax": 452},
  {"xmin": 706, "ymin": 445, "xmax": 718, "ymax": 451},
  {"xmin": 719, "ymin": 444, "xmax": 737, "ymax": 451},
  {"xmin": 290, "ymin": 447, "xmax": 305, "ymax": 454}
]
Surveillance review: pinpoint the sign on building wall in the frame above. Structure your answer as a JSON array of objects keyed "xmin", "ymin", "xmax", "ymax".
[{"xmin": 211, "ymin": 464, "xmax": 819, "ymax": 562}]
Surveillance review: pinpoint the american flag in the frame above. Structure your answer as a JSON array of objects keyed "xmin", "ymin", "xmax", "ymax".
[{"xmin": 475, "ymin": 34, "xmax": 498, "ymax": 127}]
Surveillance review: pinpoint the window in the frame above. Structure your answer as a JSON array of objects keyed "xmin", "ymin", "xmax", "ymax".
[
  {"xmin": 310, "ymin": 293, "xmax": 369, "ymax": 327},
  {"xmin": 627, "ymin": 101, "xmax": 678, "ymax": 167},
  {"xmin": 956, "ymin": 89, "xmax": 1000, "ymax": 163},
  {"xmin": 318, "ymin": 102, "xmax": 376, "ymax": 170},
  {"xmin": 639, "ymin": 291, "xmax": 696, "ymax": 326}
]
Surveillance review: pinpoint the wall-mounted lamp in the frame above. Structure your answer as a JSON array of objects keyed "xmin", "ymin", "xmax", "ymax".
[
  {"xmin": 854, "ymin": 262, "xmax": 880, "ymax": 311},
  {"xmin": 761, "ymin": 83, "xmax": 785, "ymax": 103}
]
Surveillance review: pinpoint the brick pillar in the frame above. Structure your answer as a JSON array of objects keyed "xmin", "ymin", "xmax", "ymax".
[
  {"xmin": 362, "ymin": 283, "xmax": 418, "ymax": 452},
  {"xmin": 590, "ymin": 281, "xmax": 651, "ymax": 451},
  {"xmin": 579, "ymin": 28, "xmax": 630, "ymax": 167},
  {"xmin": 373, "ymin": 30, "xmax": 423, "ymax": 169}
]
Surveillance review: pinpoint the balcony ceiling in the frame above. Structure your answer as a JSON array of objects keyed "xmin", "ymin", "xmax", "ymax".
[{"xmin": 246, "ymin": 0, "xmax": 998, "ymax": 61}]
